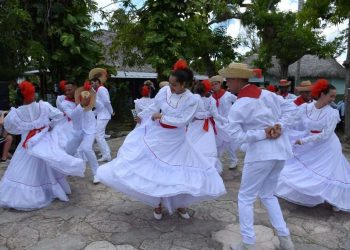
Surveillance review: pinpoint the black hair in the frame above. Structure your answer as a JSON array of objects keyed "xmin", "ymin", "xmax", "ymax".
[
  {"xmin": 171, "ymin": 68, "xmax": 194, "ymax": 87},
  {"xmin": 65, "ymin": 81, "xmax": 77, "ymax": 86},
  {"xmin": 321, "ymin": 84, "xmax": 336, "ymax": 96},
  {"xmin": 193, "ymin": 81, "xmax": 211, "ymax": 97},
  {"xmin": 91, "ymin": 77, "xmax": 101, "ymax": 84}
]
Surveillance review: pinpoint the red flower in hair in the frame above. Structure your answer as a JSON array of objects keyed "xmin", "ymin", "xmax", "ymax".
[
  {"xmin": 267, "ymin": 85, "xmax": 277, "ymax": 92},
  {"xmin": 202, "ymin": 79, "xmax": 212, "ymax": 94},
  {"xmin": 141, "ymin": 85, "xmax": 150, "ymax": 97},
  {"xmin": 173, "ymin": 59, "xmax": 188, "ymax": 71},
  {"xmin": 252, "ymin": 69, "xmax": 263, "ymax": 79},
  {"xmin": 84, "ymin": 80, "xmax": 91, "ymax": 91},
  {"xmin": 59, "ymin": 80, "xmax": 67, "ymax": 92},
  {"xmin": 311, "ymin": 79, "xmax": 329, "ymax": 98},
  {"xmin": 19, "ymin": 81, "xmax": 35, "ymax": 102}
]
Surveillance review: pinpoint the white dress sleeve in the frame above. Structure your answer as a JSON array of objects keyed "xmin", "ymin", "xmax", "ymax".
[
  {"xmin": 275, "ymin": 94, "xmax": 298, "ymax": 129},
  {"xmin": 301, "ymin": 109, "xmax": 340, "ymax": 144},
  {"xmin": 160, "ymin": 97, "xmax": 198, "ymax": 127},
  {"xmin": 43, "ymin": 102, "xmax": 65, "ymax": 128},
  {"xmin": 3, "ymin": 108, "xmax": 23, "ymax": 135}
]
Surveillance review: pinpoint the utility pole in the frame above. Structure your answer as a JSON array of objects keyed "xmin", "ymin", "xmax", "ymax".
[{"xmin": 295, "ymin": 0, "xmax": 304, "ymax": 86}]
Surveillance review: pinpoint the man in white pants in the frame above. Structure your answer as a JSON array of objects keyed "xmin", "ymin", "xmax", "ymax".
[
  {"xmin": 89, "ymin": 68, "xmax": 114, "ymax": 162},
  {"xmin": 65, "ymin": 84, "xmax": 100, "ymax": 184},
  {"xmin": 219, "ymin": 63, "xmax": 295, "ymax": 250}
]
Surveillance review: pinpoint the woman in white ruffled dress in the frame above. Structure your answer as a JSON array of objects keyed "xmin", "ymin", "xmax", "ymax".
[
  {"xmin": 187, "ymin": 80, "xmax": 228, "ymax": 173},
  {"xmin": 0, "ymin": 81, "xmax": 85, "ymax": 211},
  {"xmin": 277, "ymin": 79, "xmax": 350, "ymax": 212},
  {"xmin": 97, "ymin": 60, "xmax": 226, "ymax": 219},
  {"xmin": 133, "ymin": 85, "xmax": 154, "ymax": 126}
]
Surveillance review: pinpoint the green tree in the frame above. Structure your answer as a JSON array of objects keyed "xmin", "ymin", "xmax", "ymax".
[
  {"xmin": 108, "ymin": 0, "xmax": 241, "ymax": 79},
  {"xmin": 241, "ymin": 0, "xmax": 340, "ymax": 78},
  {"xmin": 301, "ymin": 0, "xmax": 350, "ymax": 142}
]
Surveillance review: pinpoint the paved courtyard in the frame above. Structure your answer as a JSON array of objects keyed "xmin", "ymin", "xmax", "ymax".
[{"xmin": 1, "ymin": 137, "xmax": 350, "ymax": 250}]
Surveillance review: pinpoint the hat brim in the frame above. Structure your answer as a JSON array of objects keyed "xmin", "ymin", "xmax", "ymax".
[
  {"xmin": 279, "ymin": 82, "xmax": 291, "ymax": 87},
  {"xmin": 295, "ymin": 86, "xmax": 311, "ymax": 92},
  {"xmin": 219, "ymin": 68, "xmax": 254, "ymax": 79},
  {"xmin": 75, "ymin": 87, "xmax": 96, "ymax": 111}
]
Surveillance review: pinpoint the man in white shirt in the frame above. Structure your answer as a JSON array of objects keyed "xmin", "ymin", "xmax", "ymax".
[
  {"xmin": 277, "ymin": 79, "xmax": 296, "ymax": 100},
  {"xmin": 65, "ymin": 83, "xmax": 100, "ymax": 184},
  {"xmin": 89, "ymin": 68, "xmax": 114, "ymax": 162},
  {"xmin": 219, "ymin": 63, "xmax": 295, "ymax": 250}
]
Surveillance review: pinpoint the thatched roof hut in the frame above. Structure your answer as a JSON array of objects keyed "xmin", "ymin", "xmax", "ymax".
[{"xmin": 243, "ymin": 54, "xmax": 345, "ymax": 79}]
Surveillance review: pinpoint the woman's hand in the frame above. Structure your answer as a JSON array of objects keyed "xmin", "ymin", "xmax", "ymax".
[
  {"xmin": 295, "ymin": 139, "xmax": 303, "ymax": 145},
  {"xmin": 135, "ymin": 116, "xmax": 141, "ymax": 124},
  {"xmin": 152, "ymin": 113, "xmax": 162, "ymax": 121}
]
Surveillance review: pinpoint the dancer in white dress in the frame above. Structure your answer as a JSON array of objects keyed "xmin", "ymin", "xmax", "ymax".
[
  {"xmin": 56, "ymin": 80, "xmax": 67, "ymax": 111},
  {"xmin": 97, "ymin": 60, "xmax": 226, "ymax": 220},
  {"xmin": 277, "ymin": 79, "xmax": 350, "ymax": 212},
  {"xmin": 210, "ymin": 75, "xmax": 239, "ymax": 169},
  {"xmin": 0, "ymin": 81, "xmax": 85, "ymax": 211},
  {"xmin": 219, "ymin": 63, "xmax": 295, "ymax": 250},
  {"xmin": 187, "ymin": 80, "xmax": 227, "ymax": 173},
  {"xmin": 134, "ymin": 85, "xmax": 154, "ymax": 115}
]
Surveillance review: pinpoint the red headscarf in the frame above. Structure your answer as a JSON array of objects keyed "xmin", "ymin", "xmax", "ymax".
[
  {"xmin": 59, "ymin": 80, "xmax": 67, "ymax": 92},
  {"xmin": 311, "ymin": 79, "xmax": 329, "ymax": 98},
  {"xmin": 19, "ymin": 81, "xmax": 35, "ymax": 103},
  {"xmin": 141, "ymin": 85, "xmax": 150, "ymax": 97},
  {"xmin": 202, "ymin": 80, "xmax": 212, "ymax": 95}
]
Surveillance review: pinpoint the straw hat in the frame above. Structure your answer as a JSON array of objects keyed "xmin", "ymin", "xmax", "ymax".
[
  {"xmin": 279, "ymin": 79, "xmax": 291, "ymax": 87},
  {"xmin": 209, "ymin": 75, "xmax": 224, "ymax": 83},
  {"xmin": 75, "ymin": 86, "xmax": 96, "ymax": 111},
  {"xmin": 88, "ymin": 68, "xmax": 108, "ymax": 84},
  {"xmin": 295, "ymin": 80, "xmax": 312, "ymax": 92},
  {"xmin": 219, "ymin": 63, "xmax": 254, "ymax": 79},
  {"xmin": 159, "ymin": 81, "xmax": 169, "ymax": 88}
]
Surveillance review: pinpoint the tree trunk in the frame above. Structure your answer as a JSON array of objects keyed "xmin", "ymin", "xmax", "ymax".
[
  {"xmin": 344, "ymin": 17, "xmax": 350, "ymax": 144},
  {"xmin": 280, "ymin": 63, "xmax": 289, "ymax": 79},
  {"xmin": 203, "ymin": 53, "xmax": 216, "ymax": 77}
]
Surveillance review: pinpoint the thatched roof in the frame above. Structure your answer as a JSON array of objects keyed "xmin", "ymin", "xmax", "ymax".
[
  {"xmin": 243, "ymin": 54, "xmax": 346, "ymax": 79},
  {"xmin": 94, "ymin": 30, "xmax": 155, "ymax": 73}
]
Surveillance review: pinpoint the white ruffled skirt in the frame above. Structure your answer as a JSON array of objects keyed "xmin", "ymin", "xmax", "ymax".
[
  {"xmin": 97, "ymin": 119, "xmax": 226, "ymax": 213},
  {"xmin": 0, "ymin": 129, "xmax": 85, "ymax": 211},
  {"xmin": 187, "ymin": 119, "xmax": 222, "ymax": 173},
  {"xmin": 277, "ymin": 133, "xmax": 350, "ymax": 211}
]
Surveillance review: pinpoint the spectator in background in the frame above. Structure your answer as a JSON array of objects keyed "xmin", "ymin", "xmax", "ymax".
[{"xmin": 0, "ymin": 111, "xmax": 13, "ymax": 163}]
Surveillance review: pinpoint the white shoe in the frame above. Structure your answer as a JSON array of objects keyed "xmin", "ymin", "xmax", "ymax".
[
  {"xmin": 230, "ymin": 242, "xmax": 256, "ymax": 250},
  {"xmin": 104, "ymin": 134, "xmax": 111, "ymax": 139},
  {"xmin": 153, "ymin": 211, "xmax": 162, "ymax": 220},
  {"xmin": 97, "ymin": 156, "xmax": 112, "ymax": 162},
  {"xmin": 229, "ymin": 162, "xmax": 238, "ymax": 169},
  {"xmin": 93, "ymin": 176, "xmax": 100, "ymax": 184},
  {"xmin": 177, "ymin": 209, "xmax": 190, "ymax": 219},
  {"xmin": 332, "ymin": 206, "xmax": 340, "ymax": 212},
  {"xmin": 279, "ymin": 236, "xmax": 294, "ymax": 250}
]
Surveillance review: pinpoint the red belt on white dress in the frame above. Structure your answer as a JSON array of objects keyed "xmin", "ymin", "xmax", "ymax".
[
  {"xmin": 159, "ymin": 121, "xmax": 177, "ymax": 129},
  {"xmin": 22, "ymin": 126, "xmax": 46, "ymax": 148},
  {"xmin": 310, "ymin": 130, "xmax": 321, "ymax": 134},
  {"xmin": 196, "ymin": 117, "xmax": 217, "ymax": 135}
]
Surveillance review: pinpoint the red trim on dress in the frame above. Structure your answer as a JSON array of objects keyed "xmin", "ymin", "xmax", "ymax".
[{"xmin": 159, "ymin": 121, "xmax": 177, "ymax": 129}]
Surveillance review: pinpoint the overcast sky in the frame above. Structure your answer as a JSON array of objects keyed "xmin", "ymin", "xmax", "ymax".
[{"xmin": 94, "ymin": 0, "xmax": 347, "ymax": 63}]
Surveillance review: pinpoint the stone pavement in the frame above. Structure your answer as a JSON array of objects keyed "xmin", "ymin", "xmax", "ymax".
[{"xmin": 1, "ymin": 137, "xmax": 350, "ymax": 250}]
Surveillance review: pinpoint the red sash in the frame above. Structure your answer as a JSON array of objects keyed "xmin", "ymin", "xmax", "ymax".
[
  {"xmin": 212, "ymin": 89, "xmax": 226, "ymax": 107},
  {"xmin": 203, "ymin": 117, "xmax": 217, "ymax": 135},
  {"xmin": 159, "ymin": 121, "xmax": 177, "ymax": 129},
  {"xmin": 22, "ymin": 126, "xmax": 46, "ymax": 148}
]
